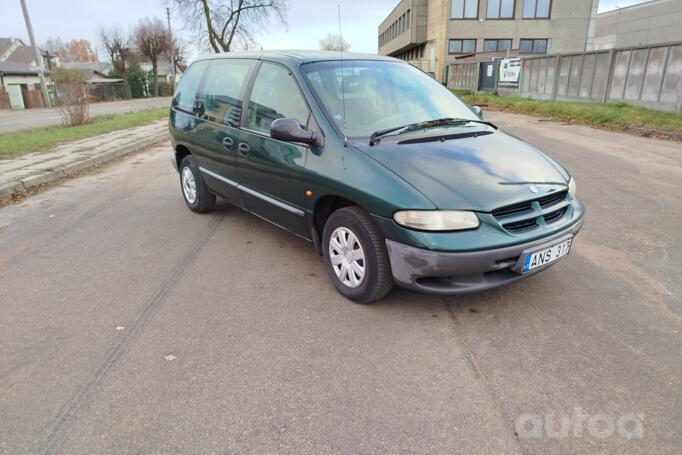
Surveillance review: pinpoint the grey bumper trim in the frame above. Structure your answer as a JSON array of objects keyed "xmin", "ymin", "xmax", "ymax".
[{"xmin": 386, "ymin": 217, "xmax": 584, "ymax": 295}]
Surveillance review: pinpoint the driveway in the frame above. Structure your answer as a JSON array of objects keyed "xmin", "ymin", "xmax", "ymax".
[
  {"xmin": 0, "ymin": 112, "xmax": 680, "ymax": 454},
  {"xmin": 0, "ymin": 97, "xmax": 171, "ymax": 134}
]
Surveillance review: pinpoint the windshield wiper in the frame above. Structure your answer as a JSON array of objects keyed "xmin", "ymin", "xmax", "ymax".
[{"xmin": 369, "ymin": 117, "xmax": 497, "ymax": 146}]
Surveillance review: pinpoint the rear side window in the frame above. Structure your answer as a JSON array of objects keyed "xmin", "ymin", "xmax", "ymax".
[
  {"xmin": 173, "ymin": 60, "xmax": 209, "ymax": 112},
  {"xmin": 246, "ymin": 62, "xmax": 310, "ymax": 134},
  {"xmin": 200, "ymin": 59, "xmax": 255, "ymax": 127}
]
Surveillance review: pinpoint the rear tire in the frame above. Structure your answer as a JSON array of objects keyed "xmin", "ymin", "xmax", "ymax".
[
  {"xmin": 322, "ymin": 206, "xmax": 394, "ymax": 303},
  {"xmin": 179, "ymin": 155, "xmax": 215, "ymax": 213}
]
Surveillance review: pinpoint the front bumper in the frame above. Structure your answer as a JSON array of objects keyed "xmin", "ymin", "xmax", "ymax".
[{"xmin": 386, "ymin": 217, "xmax": 584, "ymax": 295}]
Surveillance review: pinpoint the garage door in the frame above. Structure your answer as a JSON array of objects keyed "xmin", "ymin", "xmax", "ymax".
[{"xmin": 7, "ymin": 85, "xmax": 25, "ymax": 109}]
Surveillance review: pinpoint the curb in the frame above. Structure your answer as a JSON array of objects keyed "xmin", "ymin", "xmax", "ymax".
[{"xmin": 0, "ymin": 132, "xmax": 167, "ymax": 198}]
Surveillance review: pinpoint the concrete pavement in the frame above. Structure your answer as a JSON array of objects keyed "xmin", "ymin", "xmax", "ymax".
[
  {"xmin": 0, "ymin": 112, "xmax": 680, "ymax": 454},
  {"xmin": 0, "ymin": 120, "xmax": 167, "ymax": 197},
  {"xmin": 0, "ymin": 97, "xmax": 171, "ymax": 134}
]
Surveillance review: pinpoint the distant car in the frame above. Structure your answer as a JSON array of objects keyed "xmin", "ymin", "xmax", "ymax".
[{"xmin": 169, "ymin": 51, "xmax": 585, "ymax": 303}]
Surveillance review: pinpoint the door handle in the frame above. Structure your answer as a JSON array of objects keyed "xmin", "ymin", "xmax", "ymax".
[
  {"xmin": 238, "ymin": 143, "xmax": 251, "ymax": 157},
  {"xmin": 222, "ymin": 137, "xmax": 234, "ymax": 149}
]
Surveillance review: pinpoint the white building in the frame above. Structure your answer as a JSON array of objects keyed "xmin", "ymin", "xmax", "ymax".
[{"xmin": 0, "ymin": 37, "xmax": 52, "ymax": 109}]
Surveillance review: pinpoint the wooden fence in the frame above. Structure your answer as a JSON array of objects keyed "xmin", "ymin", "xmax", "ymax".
[
  {"xmin": 0, "ymin": 91, "xmax": 10, "ymax": 110},
  {"xmin": 21, "ymin": 89, "xmax": 45, "ymax": 109}
]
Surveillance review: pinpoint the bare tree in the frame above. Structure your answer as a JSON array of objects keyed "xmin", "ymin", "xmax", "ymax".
[
  {"xmin": 174, "ymin": 0, "xmax": 288, "ymax": 52},
  {"xmin": 53, "ymin": 68, "xmax": 89, "ymax": 126},
  {"xmin": 43, "ymin": 36, "xmax": 65, "ymax": 56},
  {"xmin": 99, "ymin": 26, "xmax": 132, "ymax": 98},
  {"xmin": 319, "ymin": 34, "xmax": 350, "ymax": 52},
  {"xmin": 172, "ymin": 38, "xmax": 189, "ymax": 73},
  {"xmin": 133, "ymin": 18, "xmax": 171, "ymax": 97}
]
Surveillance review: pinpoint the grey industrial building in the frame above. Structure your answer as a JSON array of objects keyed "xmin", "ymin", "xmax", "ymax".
[
  {"xmin": 378, "ymin": 0, "xmax": 682, "ymax": 83},
  {"xmin": 588, "ymin": 0, "xmax": 682, "ymax": 50}
]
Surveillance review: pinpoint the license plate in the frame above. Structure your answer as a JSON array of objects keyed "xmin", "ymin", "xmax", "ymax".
[{"xmin": 523, "ymin": 238, "xmax": 572, "ymax": 273}]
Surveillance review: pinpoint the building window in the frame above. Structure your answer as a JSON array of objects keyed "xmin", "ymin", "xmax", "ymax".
[
  {"xmin": 487, "ymin": 0, "xmax": 515, "ymax": 19},
  {"xmin": 448, "ymin": 39, "xmax": 477, "ymax": 54},
  {"xmin": 483, "ymin": 39, "xmax": 512, "ymax": 52},
  {"xmin": 523, "ymin": 0, "xmax": 551, "ymax": 18},
  {"xmin": 519, "ymin": 38, "xmax": 548, "ymax": 54},
  {"xmin": 451, "ymin": 0, "xmax": 479, "ymax": 19},
  {"xmin": 406, "ymin": 9, "xmax": 410, "ymax": 28}
]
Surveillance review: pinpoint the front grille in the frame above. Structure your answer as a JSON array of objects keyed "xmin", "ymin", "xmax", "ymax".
[
  {"xmin": 544, "ymin": 207, "xmax": 566, "ymax": 223},
  {"xmin": 492, "ymin": 190, "xmax": 569, "ymax": 233},
  {"xmin": 504, "ymin": 218, "xmax": 538, "ymax": 232},
  {"xmin": 538, "ymin": 191, "xmax": 567, "ymax": 208},
  {"xmin": 491, "ymin": 201, "xmax": 533, "ymax": 218}
]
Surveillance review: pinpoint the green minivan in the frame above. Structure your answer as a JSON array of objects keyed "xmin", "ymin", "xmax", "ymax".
[{"xmin": 169, "ymin": 51, "xmax": 584, "ymax": 303}]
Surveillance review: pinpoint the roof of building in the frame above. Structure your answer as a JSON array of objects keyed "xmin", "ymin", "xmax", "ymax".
[
  {"xmin": 60, "ymin": 61, "xmax": 112, "ymax": 73},
  {"xmin": 7, "ymin": 45, "xmax": 41, "ymax": 64},
  {"xmin": 52, "ymin": 66, "xmax": 121, "ymax": 83},
  {"xmin": 0, "ymin": 61, "xmax": 43, "ymax": 75},
  {"xmin": 597, "ymin": 0, "xmax": 670, "ymax": 16},
  {"xmin": 193, "ymin": 50, "xmax": 398, "ymax": 65},
  {"xmin": 0, "ymin": 38, "xmax": 15, "ymax": 57}
]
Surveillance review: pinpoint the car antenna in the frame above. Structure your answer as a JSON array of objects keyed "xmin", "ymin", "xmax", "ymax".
[{"xmin": 338, "ymin": 2, "xmax": 348, "ymax": 147}]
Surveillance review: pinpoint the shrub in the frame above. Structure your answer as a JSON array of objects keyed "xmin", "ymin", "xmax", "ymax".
[{"xmin": 53, "ymin": 68, "xmax": 90, "ymax": 126}]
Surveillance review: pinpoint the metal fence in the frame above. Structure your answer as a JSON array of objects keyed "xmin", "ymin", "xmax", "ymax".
[
  {"xmin": 88, "ymin": 82, "xmax": 127, "ymax": 102},
  {"xmin": 448, "ymin": 41, "xmax": 682, "ymax": 114}
]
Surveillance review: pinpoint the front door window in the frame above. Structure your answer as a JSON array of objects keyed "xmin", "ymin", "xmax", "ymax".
[{"xmin": 246, "ymin": 63, "xmax": 310, "ymax": 134}]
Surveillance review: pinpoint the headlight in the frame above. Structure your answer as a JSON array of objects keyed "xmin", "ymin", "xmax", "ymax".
[
  {"xmin": 568, "ymin": 177, "xmax": 576, "ymax": 197},
  {"xmin": 394, "ymin": 210, "xmax": 480, "ymax": 231}
]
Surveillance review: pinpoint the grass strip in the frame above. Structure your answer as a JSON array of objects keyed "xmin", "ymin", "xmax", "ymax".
[
  {"xmin": 451, "ymin": 90, "xmax": 682, "ymax": 140},
  {"xmin": 0, "ymin": 107, "xmax": 169, "ymax": 159}
]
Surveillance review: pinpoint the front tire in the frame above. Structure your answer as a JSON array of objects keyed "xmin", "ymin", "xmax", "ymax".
[
  {"xmin": 322, "ymin": 206, "xmax": 394, "ymax": 303},
  {"xmin": 179, "ymin": 155, "xmax": 215, "ymax": 213}
]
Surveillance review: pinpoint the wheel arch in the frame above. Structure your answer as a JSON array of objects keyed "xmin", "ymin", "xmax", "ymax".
[
  {"xmin": 174, "ymin": 144, "xmax": 192, "ymax": 170},
  {"xmin": 311, "ymin": 195, "xmax": 363, "ymax": 255}
]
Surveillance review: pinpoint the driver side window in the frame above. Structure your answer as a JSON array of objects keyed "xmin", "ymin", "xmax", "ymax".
[{"xmin": 246, "ymin": 63, "xmax": 310, "ymax": 134}]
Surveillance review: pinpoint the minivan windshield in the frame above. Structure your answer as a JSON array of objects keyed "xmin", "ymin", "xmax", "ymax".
[{"xmin": 300, "ymin": 60, "xmax": 481, "ymax": 138}]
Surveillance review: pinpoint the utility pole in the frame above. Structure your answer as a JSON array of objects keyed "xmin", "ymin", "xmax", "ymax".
[
  {"xmin": 19, "ymin": 0, "xmax": 52, "ymax": 107},
  {"xmin": 166, "ymin": 6, "xmax": 176, "ymax": 92}
]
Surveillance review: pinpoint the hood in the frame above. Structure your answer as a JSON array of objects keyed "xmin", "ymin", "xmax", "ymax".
[{"xmin": 353, "ymin": 130, "xmax": 569, "ymax": 212}]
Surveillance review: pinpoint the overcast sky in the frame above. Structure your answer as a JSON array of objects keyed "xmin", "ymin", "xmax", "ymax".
[{"xmin": 0, "ymin": 0, "xmax": 651, "ymax": 62}]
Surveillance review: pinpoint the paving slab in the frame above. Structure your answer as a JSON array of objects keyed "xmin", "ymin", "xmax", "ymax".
[{"xmin": 0, "ymin": 120, "xmax": 168, "ymax": 197}]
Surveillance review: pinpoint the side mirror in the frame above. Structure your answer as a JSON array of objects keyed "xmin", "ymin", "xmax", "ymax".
[
  {"xmin": 270, "ymin": 118, "xmax": 324, "ymax": 147},
  {"xmin": 472, "ymin": 105, "xmax": 483, "ymax": 117}
]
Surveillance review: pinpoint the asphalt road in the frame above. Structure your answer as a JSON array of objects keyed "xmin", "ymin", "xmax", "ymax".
[
  {"xmin": 1, "ymin": 112, "xmax": 680, "ymax": 454},
  {"xmin": 0, "ymin": 97, "xmax": 172, "ymax": 134}
]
